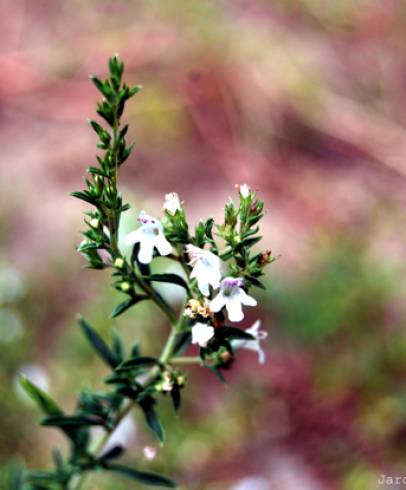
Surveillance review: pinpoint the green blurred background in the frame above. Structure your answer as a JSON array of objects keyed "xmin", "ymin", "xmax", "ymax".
[{"xmin": 1, "ymin": 1, "xmax": 406, "ymax": 489}]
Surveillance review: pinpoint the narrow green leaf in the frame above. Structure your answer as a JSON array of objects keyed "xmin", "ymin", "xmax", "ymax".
[
  {"xmin": 70, "ymin": 191, "xmax": 98, "ymax": 206},
  {"xmin": 52, "ymin": 448, "xmax": 64, "ymax": 474},
  {"xmin": 139, "ymin": 398, "xmax": 165, "ymax": 443},
  {"xmin": 170, "ymin": 384, "xmax": 181, "ymax": 413},
  {"xmin": 208, "ymin": 366, "xmax": 226, "ymax": 384},
  {"xmin": 110, "ymin": 296, "xmax": 146, "ymax": 319},
  {"xmin": 129, "ymin": 85, "xmax": 142, "ymax": 97},
  {"xmin": 7, "ymin": 461, "xmax": 25, "ymax": 490},
  {"xmin": 246, "ymin": 276, "xmax": 266, "ymax": 290},
  {"xmin": 19, "ymin": 376, "xmax": 63, "ymax": 416},
  {"xmin": 79, "ymin": 316, "xmax": 118, "ymax": 368},
  {"xmin": 111, "ymin": 330, "xmax": 124, "ymax": 364},
  {"xmin": 115, "ymin": 357, "xmax": 161, "ymax": 373},
  {"xmin": 41, "ymin": 414, "xmax": 105, "ymax": 428},
  {"xmin": 219, "ymin": 327, "xmax": 255, "ymax": 341},
  {"xmin": 26, "ymin": 470, "xmax": 59, "ymax": 484},
  {"xmin": 147, "ymin": 273, "xmax": 189, "ymax": 291},
  {"xmin": 104, "ymin": 463, "xmax": 176, "ymax": 488},
  {"xmin": 99, "ymin": 445, "xmax": 124, "ymax": 462}
]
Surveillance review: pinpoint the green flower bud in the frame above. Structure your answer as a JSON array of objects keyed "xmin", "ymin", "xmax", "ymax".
[
  {"xmin": 120, "ymin": 281, "xmax": 131, "ymax": 291},
  {"xmin": 114, "ymin": 257, "xmax": 125, "ymax": 269},
  {"xmin": 90, "ymin": 218, "xmax": 100, "ymax": 229}
]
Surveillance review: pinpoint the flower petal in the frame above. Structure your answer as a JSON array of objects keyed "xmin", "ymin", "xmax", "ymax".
[
  {"xmin": 191, "ymin": 323, "xmax": 215, "ymax": 347},
  {"xmin": 210, "ymin": 293, "xmax": 225, "ymax": 313},
  {"xmin": 239, "ymin": 290, "xmax": 257, "ymax": 307},
  {"xmin": 226, "ymin": 298, "xmax": 244, "ymax": 322},
  {"xmin": 125, "ymin": 229, "xmax": 143, "ymax": 246},
  {"xmin": 138, "ymin": 238, "xmax": 155, "ymax": 264},
  {"xmin": 246, "ymin": 320, "xmax": 261, "ymax": 338},
  {"xmin": 154, "ymin": 234, "xmax": 172, "ymax": 257}
]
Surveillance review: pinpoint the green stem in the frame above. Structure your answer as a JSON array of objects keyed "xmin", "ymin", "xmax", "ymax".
[
  {"xmin": 71, "ymin": 319, "xmax": 182, "ymax": 490},
  {"xmin": 159, "ymin": 312, "xmax": 187, "ymax": 363},
  {"xmin": 137, "ymin": 276, "xmax": 177, "ymax": 324},
  {"xmin": 171, "ymin": 356, "xmax": 201, "ymax": 365}
]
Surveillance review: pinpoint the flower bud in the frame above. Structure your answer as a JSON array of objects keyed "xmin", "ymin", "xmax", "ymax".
[
  {"xmin": 176, "ymin": 375, "xmax": 186, "ymax": 387},
  {"xmin": 238, "ymin": 183, "xmax": 251, "ymax": 199},
  {"xmin": 258, "ymin": 250, "xmax": 272, "ymax": 266},
  {"xmin": 90, "ymin": 218, "xmax": 100, "ymax": 229},
  {"xmin": 114, "ymin": 257, "xmax": 125, "ymax": 269},
  {"xmin": 120, "ymin": 281, "xmax": 131, "ymax": 291},
  {"xmin": 163, "ymin": 192, "xmax": 182, "ymax": 215},
  {"xmin": 219, "ymin": 351, "xmax": 233, "ymax": 363},
  {"xmin": 94, "ymin": 175, "xmax": 104, "ymax": 196}
]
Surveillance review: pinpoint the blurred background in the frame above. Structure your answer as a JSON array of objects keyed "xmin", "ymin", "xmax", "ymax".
[{"xmin": 1, "ymin": 1, "xmax": 406, "ymax": 489}]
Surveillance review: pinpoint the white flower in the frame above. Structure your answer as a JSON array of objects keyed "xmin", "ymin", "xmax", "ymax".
[
  {"xmin": 210, "ymin": 277, "xmax": 257, "ymax": 322},
  {"xmin": 231, "ymin": 320, "xmax": 268, "ymax": 364},
  {"xmin": 163, "ymin": 192, "xmax": 182, "ymax": 215},
  {"xmin": 238, "ymin": 184, "xmax": 251, "ymax": 198},
  {"xmin": 191, "ymin": 322, "xmax": 215, "ymax": 348},
  {"xmin": 125, "ymin": 211, "xmax": 172, "ymax": 264},
  {"xmin": 186, "ymin": 244, "xmax": 223, "ymax": 296}
]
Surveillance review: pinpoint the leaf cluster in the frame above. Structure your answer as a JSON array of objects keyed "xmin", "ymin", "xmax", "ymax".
[{"xmin": 18, "ymin": 317, "xmax": 177, "ymax": 489}]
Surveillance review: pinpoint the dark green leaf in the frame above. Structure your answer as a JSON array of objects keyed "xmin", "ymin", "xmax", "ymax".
[
  {"xmin": 7, "ymin": 461, "xmax": 25, "ymax": 490},
  {"xmin": 116, "ymin": 386, "xmax": 140, "ymax": 400},
  {"xmin": 41, "ymin": 415, "xmax": 105, "ymax": 428},
  {"xmin": 116, "ymin": 357, "xmax": 161, "ymax": 373},
  {"xmin": 26, "ymin": 471, "xmax": 59, "ymax": 484},
  {"xmin": 70, "ymin": 191, "xmax": 98, "ymax": 206},
  {"xmin": 147, "ymin": 273, "xmax": 189, "ymax": 291},
  {"xmin": 51, "ymin": 449, "xmax": 64, "ymax": 475},
  {"xmin": 91, "ymin": 76, "xmax": 114, "ymax": 101},
  {"xmin": 104, "ymin": 463, "xmax": 176, "ymax": 488},
  {"xmin": 19, "ymin": 376, "xmax": 63, "ymax": 416},
  {"xmin": 246, "ymin": 276, "xmax": 266, "ymax": 290},
  {"xmin": 241, "ymin": 236, "xmax": 262, "ymax": 248},
  {"xmin": 111, "ymin": 330, "xmax": 124, "ymax": 364},
  {"xmin": 99, "ymin": 445, "xmax": 124, "ymax": 462},
  {"xmin": 219, "ymin": 327, "xmax": 255, "ymax": 341},
  {"xmin": 79, "ymin": 316, "xmax": 118, "ymax": 368},
  {"xmin": 170, "ymin": 384, "xmax": 181, "ymax": 413},
  {"xmin": 139, "ymin": 398, "xmax": 165, "ymax": 443},
  {"xmin": 110, "ymin": 298, "xmax": 136, "ymax": 318},
  {"xmin": 208, "ymin": 366, "xmax": 226, "ymax": 384},
  {"xmin": 131, "ymin": 243, "xmax": 150, "ymax": 276},
  {"xmin": 129, "ymin": 85, "xmax": 142, "ymax": 97}
]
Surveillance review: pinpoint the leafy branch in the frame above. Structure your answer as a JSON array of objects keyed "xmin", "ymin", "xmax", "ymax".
[{"xmin": 15, "ymin": 56, "xmax": 275, "ymax": 490}]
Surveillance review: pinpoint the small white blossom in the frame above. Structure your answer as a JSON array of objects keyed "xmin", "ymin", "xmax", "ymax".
[
  {"xmin": 191, "ymin": 322, "xmax": 215, "ymax": 348},
  {"xmin": 125, "ymin": 211, "xmax": 172, "ymax": 264},
  {"xmin": 163, "ymin": 192, "xmax": 182, "ymax": 215},
  {"xmin": 231, "ymin": 320, "xmax": 268, "ymax": 364},
  {"xmin": 239, "ymin": 184, "xmax": 251, "ymax": 198},
  {"xmin": 186, "ymin": 244, "xmax": 223, "ymax": 296},
  {"xmin": 210, "ymin": 277, "xmax": 257, "ymax": 322}
]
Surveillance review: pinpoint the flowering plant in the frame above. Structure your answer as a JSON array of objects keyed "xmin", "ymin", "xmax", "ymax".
[{"xmin": 17, "ymin": 56, "xmax": 275, "ymax": 489}]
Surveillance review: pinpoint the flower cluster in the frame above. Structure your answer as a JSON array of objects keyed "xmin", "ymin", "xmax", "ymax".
[
  {"xmin": 18, "ymin": 56, "xmax": 275, "ymax": 490},
  {"xmin": 121, "ymin": 183, "xmax": 272, "ymax": 367}
]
